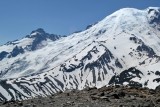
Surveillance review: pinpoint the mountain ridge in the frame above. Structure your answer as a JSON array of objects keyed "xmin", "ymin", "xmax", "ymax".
[{"xmin": 0, "ymin": 7, "xmax": 160, "ymax": 102}]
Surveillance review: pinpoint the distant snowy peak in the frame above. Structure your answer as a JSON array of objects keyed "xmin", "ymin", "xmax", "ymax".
[
  {"xmin": 0, "ymin": 28, "xmax": 64, "ymax": 61},
  {"xmin": 7, "ymin": 28, "xmax": 63, "ymax": 49},
  {"xmin": 24, "ymin": 28, "xmax": 63, "ymax": 51},
  {"xmin": 26, "ymin": 28, "xmax": 62, "ymax": 41}
]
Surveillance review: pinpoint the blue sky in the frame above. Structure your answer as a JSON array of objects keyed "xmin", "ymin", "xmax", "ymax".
[{"xmin": 0, "ymin": 0, "xmax": 160, "ymax": 45}]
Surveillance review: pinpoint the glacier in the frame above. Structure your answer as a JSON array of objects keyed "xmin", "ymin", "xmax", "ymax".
[{"xmin": 0, "ymin": 7, "xmax": 160, "ymax": 101}]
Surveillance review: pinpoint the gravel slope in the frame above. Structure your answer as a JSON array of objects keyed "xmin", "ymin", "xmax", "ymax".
[{"xmin": 1, "ymin": 85, "xmax": 160, "ymax": 107}]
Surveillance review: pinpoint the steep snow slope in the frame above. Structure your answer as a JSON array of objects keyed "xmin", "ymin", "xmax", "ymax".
[{"xmin": 0, "ymin": 7, "xmax": 160, "ymax": 101}]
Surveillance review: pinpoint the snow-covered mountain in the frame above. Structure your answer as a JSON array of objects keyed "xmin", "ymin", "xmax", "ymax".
[
  {"xmin": 0, "ymin": 7, "xmax": 160, "ymax": 102},
  {"xmin": 0, "ymin": 28, "xmax": 64, "ymax": 78}
]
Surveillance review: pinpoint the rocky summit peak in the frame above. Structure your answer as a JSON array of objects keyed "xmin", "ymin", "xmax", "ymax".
[
  {"xmin": 29, "ymin": 28, "xmax": 47, "ymax": 38},
  {"xmin": 31, "ymin": 28, "xmax": 46, "ymax": 34}
]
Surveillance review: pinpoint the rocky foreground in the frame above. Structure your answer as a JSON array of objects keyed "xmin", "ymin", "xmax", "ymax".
[{"xmin": 1, "ymin": 85, "xmax": 160, "ymax": 107}]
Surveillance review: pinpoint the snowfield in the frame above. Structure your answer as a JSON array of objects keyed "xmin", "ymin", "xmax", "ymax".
[{"xmin": 0, "ymin": 7, "xmax": 160, "ymax": 101}]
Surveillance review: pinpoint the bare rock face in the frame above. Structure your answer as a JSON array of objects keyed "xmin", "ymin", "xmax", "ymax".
[
  {"xmin": 147, "ymin": 7, "xmax": 160, "ymax": 29},
  {"xmin": 148, "ymin": 7, "xmax": 160, "ymax": 23}
]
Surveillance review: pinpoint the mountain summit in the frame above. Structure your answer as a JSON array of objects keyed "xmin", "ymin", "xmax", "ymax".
[
  {"xmin": 0, "ymin": 7, "xmax": 160, "ymax": 101},
  {"xmin": 30, "ymin": 28, "xmax": 46, "ymax": 36}
]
